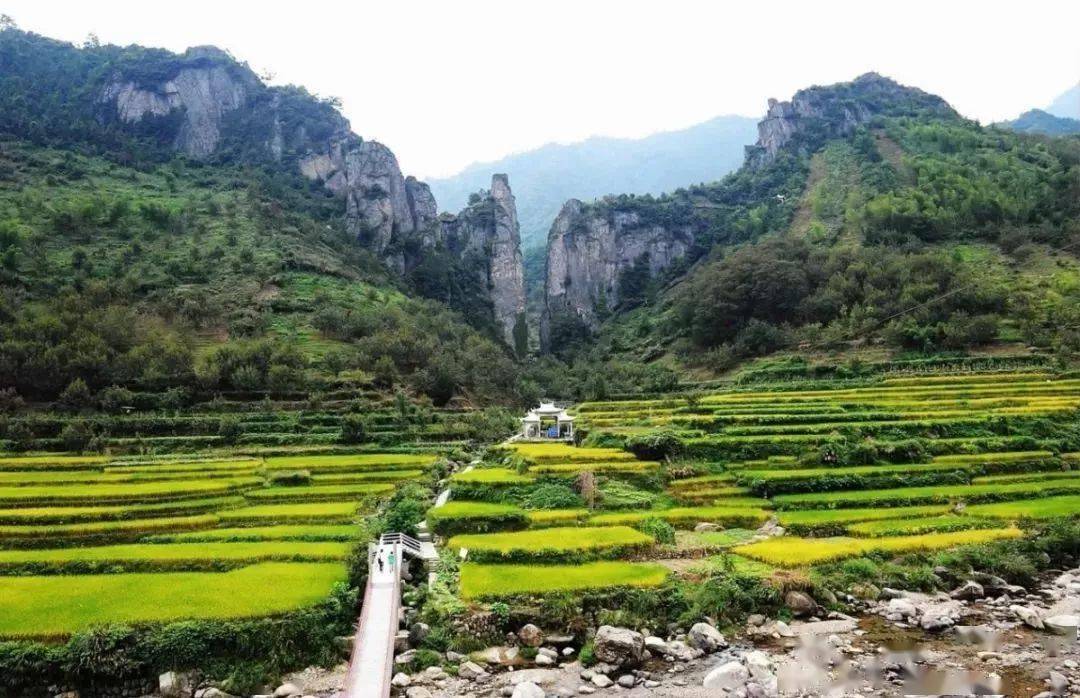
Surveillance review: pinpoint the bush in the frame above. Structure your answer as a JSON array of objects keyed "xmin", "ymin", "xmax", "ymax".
[
  {"xmin": 340, "ymin": 414, "xmax": 368, "ymax": 444},
  {"xmin": 519, "ymin": 482, "xmax": 584, "ymax": 510},
  {"xmin": 625, "ymin": 430, "xmax": 681, "ymax": 461},
  {"xmin": 598, "ymin": 480, "xmax": 656, "ymax": 510},
  {"xmin": 638, "ymin": 517, "xmax": 675, "ymax": 545}
]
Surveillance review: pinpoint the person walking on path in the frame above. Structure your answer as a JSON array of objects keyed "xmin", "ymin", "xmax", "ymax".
[
  {"xmin": 377, "ymin": 550, "xmax": 384, "ymax": 573},
  {"xmin": 387, "ymin": 548, "xmax": 396, "ymax": 570}
]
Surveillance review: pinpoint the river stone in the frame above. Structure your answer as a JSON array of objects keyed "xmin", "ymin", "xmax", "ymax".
[
  {"xmin": 512, "ymin": 682, "xmax": 545, "ymax": 698},
  {"xmin": 391, "ymin": 673, "xmax": 411, "ymax": 687},
  {"xmin": 518, "ymin": 624, "xmax": 544, "ymax": 647},
  {"xmin": 594, "ymin": 625, "xmax": 644, "ymax": 666},
  {"xmin": 458, "ymin": 661, "xmax": 488, "ymax": 680},
  {"xmin": 273, "ymin": 684, "xmax": 301, "ymax": 698},
  {"xmin": 405, "ymin": 688, "xmax": 433, "ymax": 698},
  {"xmin": 949, "ymin": 581, "xmax": 984, "ymax": 601},
  {"xmin": 617, "ymin": 674, "xmax": 636, "ymax": 688},
  {"xmin": 703, "ymin": 661, "xmax": 750, "ymax": 690},
  {"xmin": 784, "ymin": 590, "xmax": 817, "ymax": 617},
  {"xmin": 159, "ymin": 671, "xmax": 197, "ymax": 698},
  {"xmin": 688, "ymin": 622, "xmax": 727, "ymax": 652},
  {"xmin": 1010, "ymin": 605, "xmax": 1045, "ymax": 629},
  {"xmin": 591, "ymin": 674, "xmax": 613, "ymax": 688},
  {"xmin": 1044, "ymin": 614, "xmax": 1079, "ymax": 635}
]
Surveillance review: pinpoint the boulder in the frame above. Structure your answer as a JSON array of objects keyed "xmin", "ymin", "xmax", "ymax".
[
  {"xmin": 687, "ymin": 622, "xmax": 727, "ymax": 653},
  {"xmin": 512, "ymin": 682, "xmax": 545, "ymax": 698},
  {"xmin": 744, "ymin": 651, "xmax": 775, "ymax": 682},
  {"xmin": 159, "ymin": 671, "xmax": 197, "ymax": 698},
  {"xmin": 518, "ymin": 624, "xmax": 544, "ymax": 647},
  {"xmin": 886, "ymin": 598, "xmax": 918, "ymax": 619},
  {"xmin": 195, "ymin": 690, "xmax": 236, "ymax": 698},
  {"xmin": 590, "ymin": 674, "xmax": 613, "ymax": 688},
  {"xmin": 405, "ymin": 688, "xmax": 433, "ymax": 698},
  {"xmin": 784, "ymin": 590, "xmax": 817, "ymax": 617},
  {"xmin": 644, "ymin": 636, "xmax": 669, "ymax": 654},
  {"xmin": 446, "ymin": 650, "xmax": 465, "ymax": 663},
  {"xmin": 593, "ymin": 625, "xmax": 644, "ymax": 667},
  {"xmin": 616, "ymin": 674, "xmax": 636, "ymax": 688},
  {"xmin": 458, "ymin": 661, "xmax": 488, "ymax": 680},
  {"xmin": 273, "ymin": 684, "xmax": 301, "ymax": 698},
  {"xmin": 920, "ymin": 614, "xmax": 954, "ymax": 632},
  {"xmin": 949, "ymin": 581, "xmax": 984, "ymax": 601},
  {"xmin": 1044, "ymin": 614, "xmax": 1079, "ymax": 636},
  {"xmin": 535, "ymin": 652, "xmax": 555, "ymax": 666},
  {"xmin": 703, "ymin": 661, "xmax": 750, "ymax": 691},
  {"xmin": 409, "ymin": 622, "xmax": 430, "ymax": 646},
  {"xmin": 391, "ymin": 673, "xmax": 411, "ymax": 688},
  {"xmin": 395, "ymin": 649, "xmax": 417, "ymax": 666},
  {"xmin": 1010, "ymin": 605, "xmax": 1045, "ymax": 629}
]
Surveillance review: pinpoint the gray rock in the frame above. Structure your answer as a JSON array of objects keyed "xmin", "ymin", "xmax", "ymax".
[
  {"xmin": 703, "ymin": 661, "xmax": 750, "ymax": 690},
  {"xmin": 1043, "ymin": 614, "xmax": 1079, "ymax": 635},
  {"xmin": 593, "ymin": 625, "xmax": 644, "ymax": 667},
  {"xmin": 577, "ymin": 686, "xmax": 596, "ymax": 695},
  {"xmin": 784, "ymin": 590, "xmax": 817, "ymax": 617},
  {"xmin": 518, "ymin": 624, "xmax": 544, "ymax": 647},
  {"xmin": 949, "ymin": 581, "xmax": 984, "ymax": 601},
  {"xmin": 158, "ymin": 671, "xmax": 197, "ymax": 698},
  {"xmin": 617, "ymin": 674, "xmax": 636, "ymax": 688},
  {"xmin": 391, "ymin": 673, "xmax": 411, "ymax": 687},
  {"xmin": 458, "ymin": 661, "xmax": 488, "ymax": 680},
  {"xmin": 405, "ymin": 688, "xmax": 433, "ymax": 698},
  {"xmin": 395, "ymin": 649, "xmax": 417, "ymax": 666},
  {"xmin": 273, "ymin": 684, "xmax": 301, "ymax": 698},
  {"xmin": 920, "ymin": 614, "xmax": 954, "ymax": 632},
  {"xmin": 195, "ymin": 690, "xmax": 236, "ymax": 698},
  {"xmin": 687, "ymin": 622, "xmax": 727, "ymax": 653},
  {"xmin": 512, "ymin": 682, "xmax": 545, "ymax": 698},
  {"xmin": 694, "ymin": 522, "xmax": 720, "ymax": 532},
  {"xmin": 535, "ymin": 653, "xmax": 555, "ymax": 666},
  {"xmin": 446, "ymin": 650, "xmax": 466, "ymax": 663},
  {"xmin": 409, "ymin": 622, "xmax": 430, "ymax": 646},
  {"xmin": 744, "ymin": 650, "xmax": 775, "ymax": 682},
  {"xmin": 591, "ymin": 674, "xmax": 613, "ymax": 688},
  {"xmin": 1048, "ymin": 671, "xmax": 1068, "ymax": 694},
  {"xmin": 1010, "ymin": 605, "xmax": 1045, "ymax": 629}
]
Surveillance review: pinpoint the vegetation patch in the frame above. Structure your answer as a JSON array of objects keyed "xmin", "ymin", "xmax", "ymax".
[
  {"xmin": 964, "ymin": 495, "xmax": 1080, "ymax": 520},
  {"xmin": 733, "ymin": 528, "xmax": 1023, "ymax": 567},
  {"xmin": 459, "ymin": 561, "xmax": 668, "ymax": 598},
  {"xmin": 427, "ymin": 501, "xmax": 528, "ymax": 536},
  {"xmin": 244, "ymin": 483, "xmax": 393, "ymax": 503},
  {"xmin": 589, "ymin": 506, "xmax": 770, "ymax": 528},
  {"xmin": 156, "ymin": 524, "xmax": 365, "ymax": 542},
  {"xmin": 846, "ymin": 515, "xmax": 1005, "ymax": 537},
  {"xmin": 217, "ymin": 502, "xmax": 359, "ymax": 523},
  {"xmin": 0, "ymin": 562, "xmax": 346, "ymax": 638},
  {"xmin": 448, "ymin": 525, "xmax": 654, "ymax": 562}
]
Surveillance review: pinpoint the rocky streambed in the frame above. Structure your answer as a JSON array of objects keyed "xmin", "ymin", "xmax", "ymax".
[{"xmin": 216, "ymin": 570, "xmax": 1080, "ymax": 698}]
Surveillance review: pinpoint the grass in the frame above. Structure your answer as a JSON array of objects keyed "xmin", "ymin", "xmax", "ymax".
[
  {"xmin": 530, "ymin": 461, "xmax": 659, "ymax": 475},
  {"xmin": 846, "ymin": 515, "xmax": 1005, "ymax": 537},
  {"xmin": 974, "ymin": 471, "xmax": 1080, "ymax": 485},
  {"xmin": 588, "ymin": 506, "xmax": 770, "ymax": 527},
  {"xmin": 0, "ymin": 455, "xmax": 110, "ymax": 471},
  {"xmin": 448, "ymin": 525, "xmax": 653, "ymax": 559},
  {"xmin": 732, "ymin": 528, "xmax": 1023, "ymax": 567},
  {"xmin": 264, "ymin": 454, "xmax": 435, "ymax": 469},
  {"xmin": 459, "ymin": 561, "xmax": 668, "ymax": 598},
  {"xmin": 0, "ymin": 562, "xmax": 346, "ymax": 638},
  {"xmin": 964, "ymin": 495, "xmax": 1080, "ymax": 520},
  {"xmin": 526, "ymin": 509, "xmax": 590, "ymax": 526},
  {"xmin": 104, "ymin": 459, "xmax": 260, "ymax": 473},
  {"xmin": 507, "ymin": 443, "xmax": 636, "ymax": 463},
  {"xmin": 777, "ymin": 505, "xmax": 951, "ymax": 529},
  {"xmin": 217, "ymin": 502, "xmax": 360, "ymax": 523},
  {"xmin": 428, "ymin": 501, "xmax": 523, "ymax": 519},
  {"xmin": 451, "ymin": 468, "xmax": 534, "ymax": 484},
  {"xmin": 0, "ymin": 515, "xmax": 219, "ymax": 540},
  {"xmin": 0, "ymin": 478, "xmax": 261, "ymax": 506},
  {"xmin": 0, "ymin": 497, "xmax": 246, "ymax": 525},
  {"xmin": 158, "ymin": 524, "xmax": 365, "ymax": 542},
  {"xmin": 0, "ymin": 541, "xmax": 351, "ymax": 566},
  {"xmin": 772, "ymin": 479, "xmax": 1080, "ymax": 509},
  {"xmin": 244, "ymin": 483, "xmax": 393, "ymax": 502}
]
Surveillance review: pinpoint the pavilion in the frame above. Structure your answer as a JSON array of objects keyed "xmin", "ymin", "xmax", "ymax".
[{"xmin": 520, "ymin": 402, "xmax": 575, "ymax": 440}]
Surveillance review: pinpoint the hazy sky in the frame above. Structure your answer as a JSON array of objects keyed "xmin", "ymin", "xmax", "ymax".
[{"xmin": 4, "ymin": 0, "xmax": 1078, "ymax": 178}]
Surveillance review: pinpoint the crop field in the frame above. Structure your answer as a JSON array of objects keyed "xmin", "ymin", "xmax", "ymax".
[
  {"xmin": 459, "ymin": 561, "xmax": 669, "ymax": 599},
  {"xmin": 449, "ymin": 368, "xmax": 1079, "ymax": 590},
  {"xmin": 0, "ymin": 449, "xmax": 434, "ymax": 638}
]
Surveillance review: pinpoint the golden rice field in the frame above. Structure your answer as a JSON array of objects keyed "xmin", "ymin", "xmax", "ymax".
[{"xmin": 0, "ymin": 450, "xmax": 432, "ymax": 637}]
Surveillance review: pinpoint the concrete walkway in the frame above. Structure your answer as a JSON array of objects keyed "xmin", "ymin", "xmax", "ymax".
[{"xmin": 340, "ymin": 544, "xmax": 402, "ymax": 698}]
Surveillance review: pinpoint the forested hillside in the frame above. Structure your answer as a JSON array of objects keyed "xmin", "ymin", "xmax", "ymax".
[{"xmin": 540, "ymin": 75, "xmax": 1080, "ymax": 396}]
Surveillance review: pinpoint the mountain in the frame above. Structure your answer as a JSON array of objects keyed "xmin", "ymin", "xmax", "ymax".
[
  {"xmin": 1046, "ymin": 83, "xmax": 1079, "ymax": 120},
  {"xmin": 428, "ymin": 115, "xmax": 758, "ymax": 249},
  {"xmin": 538, "ymin": 73, "xmax": 1080, "ymax": 383},
  {"xmin": 995, "ymin": 109, "xmax": 1080, "ymax": 136},
  {"xmin": 0, "ymin": 26, "xmax": 529, "ymax": 406}
]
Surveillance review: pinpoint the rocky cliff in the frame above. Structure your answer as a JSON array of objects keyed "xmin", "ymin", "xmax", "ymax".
[
  {"xmin": 746, "ymin": 72, "xmax": 955, "ymax": 168},
  {"xmin": 91, "ymin": 41, "xmax": 525, "ymax": 346},
  {"xmin": 540, "ymin": 199, "xmax": 694, "ymax": 351},
  {"xmin": 441, "ymin": 175, "xmax": 527, "ymax": 349}
]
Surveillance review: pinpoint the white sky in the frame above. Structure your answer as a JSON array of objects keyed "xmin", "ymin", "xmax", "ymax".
[{"xmin": 4, "ymin": 0, "xmax": 1079, "ymax": 178}]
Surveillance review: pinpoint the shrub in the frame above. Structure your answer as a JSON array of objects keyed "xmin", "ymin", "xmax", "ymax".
[
  {"xmin": 625, "ymin": 430, "xmax": 681, "ymax": 461},
  {"xmin": 637, "ymin": 517, "xmax": 675, "ymax": 545},
  {"xmin": 427, "ymin": 502, "xmax": 528, "ymax": 537},
  {"xmin": 597, "ymin": 480, "xmax": 656, "ymax": 510},
  {"xmin": 519, "ymin": 482, "xmax": 584, "ymax": 510},
  {"xmin": 340, "ymin": 414, "xmax": 369, "ymax": 444}
]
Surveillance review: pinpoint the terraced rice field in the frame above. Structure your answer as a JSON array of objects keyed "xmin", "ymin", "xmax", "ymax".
[
  {"xmin": 448, "ymin": 369, "xmax": 1077, "ymax": 596},
  {"xmin": 0, "ymin": 450, "xmax": 432, "ymax": 637}
]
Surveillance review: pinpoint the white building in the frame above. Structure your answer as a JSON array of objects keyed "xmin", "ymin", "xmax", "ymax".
[{"xmin": 520, "ymin": 402, "xmax": 575, "ymax": 440}]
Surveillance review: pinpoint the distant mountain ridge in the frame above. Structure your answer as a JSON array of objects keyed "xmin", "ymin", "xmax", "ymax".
[
  {"xmin": 1046, "ymin": 83, "xmax": 1079, "ymax": 120},
  {"xmin": 428, "ymin": 115, "xmax": 758, "ymax": 249},
  {"xmin": 996, "ymin": 109, "xmax": 1080, "ymax": 136}
]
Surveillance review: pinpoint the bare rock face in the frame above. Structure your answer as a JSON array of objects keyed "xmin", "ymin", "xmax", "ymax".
[
  {"xmin": 541, "ymin": 199, "xmax": 692, "ymax": 350},
  {"xmin": 746, "ymin": 72, "xmax": 955, "ymax": 168},
  {"xmin": 100, "ymin": 47, "xmax": 257, "ymax": 159},
  {"xmin": 441, "ymin": 174, "xmax": 527, "ymax": 349}
]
